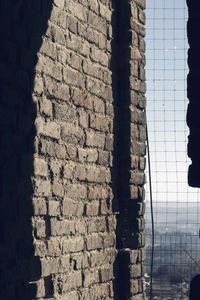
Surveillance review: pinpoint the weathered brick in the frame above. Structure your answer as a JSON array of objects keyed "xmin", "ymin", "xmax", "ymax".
[
  {"xmin": 47, "ymin": 238, "xmax": 61, "ymax": 257},
  {"xmin": 54, "ymin": 103, "xmax": 76, "ymax": 123},
  {"xmin": 88, "ymin": 185, "xmax": 108, "ymax": 200},
  {"xmin": 66, "ymin": 15, "xmax": 78, "ymax": 34},
  {"xmin": 35, "ymin": 55, "xmax": 62, "ymax": 81},
  {"xmin": 85, "ymin": 201, "xmax": 99, "ymax": 216},
  {"xmin": 130, "ymin": 279, "xmax": 139, "ymax": 295},
  {"xmin": 57, "ymin": 271, "xmax": 82, "ymax": 293},
  {"xmin": 98, "ymin": 150, "xmax": 110, "ymax": 166},
  {"xmin": 130, "ymin": 264, "xmax": 142, "ymax": 278},
  {"xmin": 86, "ymin": 131, "xmax": 105, "ymax": 148},
  {"xmin": 65, "ymin": 183, "xmax": 87, "ymax": 200},
  {"xmin": 75, "ymin": 164, "xmax": 86, "ymax": 181},
  {"xmin": 62, "ymin": 237, "xmax": 85, "ymax": 253},
  {"xmin": 87, "ymin": 217, "xmax": 107, "ymax": 233},
  {"xmin": 103, "ymin": 233, "xmax": 115, "ymax": 248},
  {"xmin": 44, "ymin": 76, "xmax": 70, "ymax": 101},
  {"xmin": 34, "ymin": 179, "xmax": 51, "ymax": 197},
  {"xmin": 33, "ymin": 199, "xmax": 47, "ymax": 216},
  {"xmin": 41, "ymin": 257, "xmax": 59, "ymax": 276},
  {"xmin": 71, "ymin": 253, "xmax": 89, "ymax": 270},
  {"xmin": 66, "ymin": 32, "xmax": 90, "ymax": 57},
  {"xmin": 90, "ymin": 251, "xmax": 104, "ymax": 268},
  {"xmin": 65, "ymin": 144, "xmax": 77, "ymax": 161},
  {"xmin": 61, "ymin": 124, "xmax": 85, "ymax": 145},
  {"xmin": 89, "ymin": 114, "xmax": 109, "ymax": 132},
  {"xmin": 34, "ymin": 240, "xmax": 47, "ymax": 257},
  {"xmin": 63, "ymin": 198, "xmax": 84, "ymax": 217},
  {"xmin": 58, "ymin": 255, "xmax": 71, "ymax": 273},
  {"xmin": 50, "ymin": 219, "xmax": 75, "ymax": 236},
  {"xmin": 39, "ymin": 139, "xmax": 66, "ymax": 159},
  {"xmin": 63, "ymin": 66, "xmax": 85, "ymax": 88},
  {"xmin": 58, "ymin": 291, "xmax": 79, "ymax": 300},
  {"xmin": 67, "ymin": 0, "xmax": 88, "ymax": 22},
  {"xmin": 79, "ymin": 110, "xmax": 88, "ymax": 128},
  {"xmin": 46, "ymin": 23, "xmax": 66, "ymax": 46},
  {"xmin": 83, "ymin": 269, "xmax": 99, "ymax": 287},
  {"xmin": 72, "ymin": 88, "xmax": 93, "ymax": 110},
  {"xmin": 34, "ymin": 157, "xmax": 48, "ymax": 177},
  {"xmin": 35, "ymin": 117, "xmax": 60, "ymax": 139},
  {"xmin": 52, "ymin": 181, "xmax": 64, "ymax": 197},
  {"xmin": 39, "ymin": 98, "xmax": 53, "ymax": 117},
  {"xmin": 88, "ymin": 11, "xmax": 107, "ymax": 34},
  {"xmin": 48, "ymin": 201, "xmax": 60, "ymax": 216},
  {"xmin": 34, "ymin": 218, "xmax": 46, "ymax": 239},
  {"xmin": 86, "ymin": 234, "xmax": 103, "ymax": 250},
  {"xmin": 100, "ymin": 266, "xmax": 113, "ymax": 282},
  {"xmin": 78, "ymin": 148, "xmax": 98, "ymax": 163}
]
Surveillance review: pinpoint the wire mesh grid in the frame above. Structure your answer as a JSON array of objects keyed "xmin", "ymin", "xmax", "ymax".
[{"xmin": 145, "ymin": 0, "xmax": 200, "ymax": 299}]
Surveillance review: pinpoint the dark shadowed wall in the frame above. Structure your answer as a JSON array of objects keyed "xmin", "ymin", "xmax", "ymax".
[{"xmin": 0, "ymin": 0, "xmax": 146, "ymax": 299}]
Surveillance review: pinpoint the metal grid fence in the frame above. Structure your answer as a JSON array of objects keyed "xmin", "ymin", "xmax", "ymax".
[{"xmin": 145, "ymin": 1, "xmax": 200, "ymax": 298}]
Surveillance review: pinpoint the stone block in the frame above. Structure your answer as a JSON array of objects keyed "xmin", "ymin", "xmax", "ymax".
[
  {"xmin": 83, "ymin": 269, "xmax": 99, "ymax": 287},
  {"xmin": 50, "ymin": 219, "xmax": 75, "ymax": 236},
  {"xmin": 78, "ymin": 148, "xmax": 98, "ymax": 163},
  {"xmin": 86, "ymin": 131, "xmax": 105, "ymax": 148},
  {"xmin": 103, "ymin": 233, "xmax": 115, "ymax": 248},
  {"xmin": 100, "ymin": 266, "xmax": 113, "ymax": 282},
  {"xmin": 88, "ymin": 185, "xmax": 108, "ymax": 200},
  {"xmin": 67, "ymin": 0, "xmax": 87, "ymax": 22},
  {"xmin": 34, "ymin": 240, "xmax": 47, "ymax": 257},
  {"xmin": 71, "ymin": 253, "xmax": 89, "ymax": 270},
  {"xmin": 58, "ymin": 255, "xmax": 71, "ymax": 273},
  {"xmin": 85, "ymin": 201, "xmax": 99, "ymax": 216},
  {"xmin": 62, "ymin": 237, "xmax": 85, "ymax": 253},
  {"xmin": 130, "ymin": 264, "xmax": 142, "ymax": 279},
  {"xmin": 34, "ymin": 179, "xmax": 51, "ymax": 197},
  {"xmin": 41, "ymin": 258, "xmax": 59, "ymax": 277},
  {"xmin": 130, "ymin": 279, "xmax": 139, "ymax": 295},
  {"xmin": 98, "ymin": 150, "xmax": 110, "ymax": 166},
  {"xmin": 63, "ymin": 199, "xmax": 84, "ymax": 217},
  {"xmin": 89, "ymin": 114, "xmax": 109, "ymax": 132},
  {"xmin": 63, "ymin": 67, "xmax": 85, "ymax": 88},
  {"xmin": 39, "ymin": 139, "xmax": 66, "ymax": 159},
  {"xmin": 54, "ymin": 103, "xmax": 76, "ymax": 123},
  {"xmin": 47, "ymin": 238, "xmax": 61, "ymax": 257},
  {"xmin": 66, "ymin": 144, "xmax": 77, "ymax": 161},
  {"xmin": 33, "ymin": 199, "xmax": 47, "ymax": 216},
  {"xmin": 48, "ymin": 201, "xmax": 60, "ymax": 216},
  {"xmin": 39, "ymin": 98, "xmax": 53, "ymax": 117},
  {"xmin": 86, "ymin": 234, "xmax": 103, "ymax": 250},
  {"xmin": 79, "ymin": 110, "xmax": 88, "ymax": 128},
  {"xmin": 35, "ymin": 117, "xmax": 60, "ymax": 140},
  {"xmin": 34, "ymin": 218, "xmax": 46, "ymax": 239},
  {"xmin": 61, "ymin": 124, "xmax": 85, "ymax": 146},
  {"xmin": 34, "ymin": 157, "xmax": 48, "ymax": 177},
  {"xmin": 52, "ymin": 181, "xmax": 64, "ymax": 197},
  {"xmin": 72, "ymin": 88, "xmax": 93, "ymax": 110},
  {"xmin": 65, "ymin": 183, "xmax": 87, "ymax": 200}
]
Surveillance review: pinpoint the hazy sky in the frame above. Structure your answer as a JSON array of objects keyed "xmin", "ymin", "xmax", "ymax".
[{"xmin": 145, "ymin": 0, "xmax": 200, "ymax": 229}]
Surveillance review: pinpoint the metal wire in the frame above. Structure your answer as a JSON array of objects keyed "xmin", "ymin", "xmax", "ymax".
[
  {"xmin": 146, "ymin": 122, "xmax": 155, "ymax": 300},
  {"xmin": 145, "ymin": 0, "xmax": 200, "ymax": 299}
]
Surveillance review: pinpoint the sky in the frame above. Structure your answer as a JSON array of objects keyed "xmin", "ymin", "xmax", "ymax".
[{"xmin": 145, "ymin": 0, "xmax": 200, "ymax": 231}]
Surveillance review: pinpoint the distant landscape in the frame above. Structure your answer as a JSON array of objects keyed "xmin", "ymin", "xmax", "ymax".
[{"xmin": 145, "ymin": 204, "xmax": 200, "ymax": 299}]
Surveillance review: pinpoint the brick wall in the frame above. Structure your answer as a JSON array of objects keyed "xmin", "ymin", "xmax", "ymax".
[{"xmin": 0, "ymin": 0, "xmax": 146, "ymax": 299}]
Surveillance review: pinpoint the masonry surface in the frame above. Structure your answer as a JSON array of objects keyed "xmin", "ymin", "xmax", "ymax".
[{"xmin": 0, "ymin": 0, "xmax": 146, "ymax": 299}]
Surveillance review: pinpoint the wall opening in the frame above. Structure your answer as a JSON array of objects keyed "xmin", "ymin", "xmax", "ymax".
[{"xmin": 145, "ymin": 0, "xmax": 200, "ymax": 298}]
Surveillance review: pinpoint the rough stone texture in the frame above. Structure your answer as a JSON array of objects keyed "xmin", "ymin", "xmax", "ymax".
[{"xmin": 0, "ymin": 0, "xmax": 146, "ymax": 299}]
